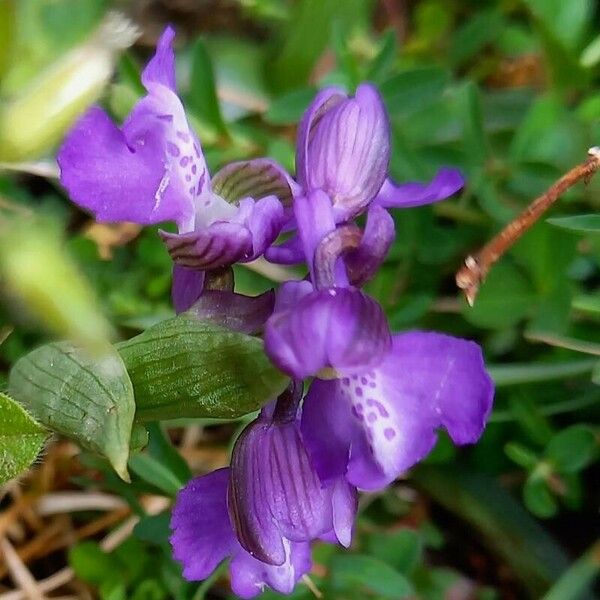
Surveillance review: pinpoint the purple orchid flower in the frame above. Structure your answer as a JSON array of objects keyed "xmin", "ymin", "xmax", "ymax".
[
  {"xmin": 58, "ymin": 26, "xmax": 295, "ymax": 311},
  {"xmin": 263, "ymin": 131, "xmax": 494, "ymax": 491},
  {"xmin": 266, "ymin": 83, "xmax": 465, "ymax": 266},
  {"xmin": 171, "ymin": 383, "xmax": 357, "ymax": 598}
]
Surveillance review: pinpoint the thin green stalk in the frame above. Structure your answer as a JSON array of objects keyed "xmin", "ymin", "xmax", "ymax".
[
  {"xmin": 543, "ymin": 540, "xmax": 600, "ymax": 600},
  {"xmin": 192, "ymin": 561, "xmax": 228, "ymax": 600},
  {"xmin": 488, "ymin": 359, "xmax": 597, "ymax": 387}
]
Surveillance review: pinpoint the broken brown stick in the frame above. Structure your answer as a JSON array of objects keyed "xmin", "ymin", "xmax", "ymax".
[{"xmin": 456, "ymin": 147, "xmax": 600, "ymax": 306}]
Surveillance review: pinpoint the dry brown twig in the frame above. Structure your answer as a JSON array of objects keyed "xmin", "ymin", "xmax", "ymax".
[{"xmin": 456, "ymin": 147, "xmax": 600, "ymax": 306}]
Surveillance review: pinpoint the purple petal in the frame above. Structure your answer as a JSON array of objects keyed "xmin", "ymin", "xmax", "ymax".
[
  {"xmin": 162, "ymin": 195, "xmax": 284, "ymax": 270},
  {"xmin": 374, "ymin": 168, "xmax": 465, "ymax": 209},
  {"xmin": 303, "ymin": 84, "xmax": 390, "ymax": 221},
  {"xmin": 58, "ymin": 87, "xmax": 208, "ymax": 232},
  {"xmin": 212, "ymin": 158, "xmax": 301, "ymax": 209},
  {"xmin": 170, "ymin": 468, "xmax": 237, "ymax": 580},
  {"xmin": 330, "ymin": 478, "xmax": 358, "ymax": 547},
  {"xmin": 161, "ymin": 222, "xmax": 252, "ymax": 270},
  {"xmin": 264, "ymin": 287, "xmax": 391, "ymax": 379},
  {"xmin": 265, "ymin": 234, "xmax": 305, "ymax": 265},
  {"xmin": 172, "ymin": 265, "xmax": 205, "ymax": 314},
  {"xmin": 273, "ymin": 280, "xmax": 314, "ymax": 313},
  {"xmin": 186, "ymin": 290, "xmax": 275, "ymax": 334},
  {"xmin": 345, "ymin": 205, "xmax": 395, "ymax": 287},
  {"xmin": 141, "ymin": 26, "xmax": 177, "ymax": 91},
  {"xmin": 228, "ymin": 418, "xmax": 332, "ymax": 565},
  {"xmin": 293, "ymin": 190, "xmax": 340, "ymax": 283},
  {"xmin": 302, "ymin": 332, "xmax": 494, "ymax": 490},
  {"xmin": 230, "ymin": 540, "xmax": 311, "ymax": 599},
  {"xmin": 296, "ymin": 86, "xmax": 347, "ymax": 190}
]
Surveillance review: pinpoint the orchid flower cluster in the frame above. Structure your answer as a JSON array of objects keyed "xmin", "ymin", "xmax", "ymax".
[{"xmin": 58, "ymin": 28, "xmax": 494, "ymax": 598}]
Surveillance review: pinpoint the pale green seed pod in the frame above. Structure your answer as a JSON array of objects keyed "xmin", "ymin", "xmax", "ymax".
[{"xmin": 0, "ymin": 11, "xmax": 139, "ymax": 162}]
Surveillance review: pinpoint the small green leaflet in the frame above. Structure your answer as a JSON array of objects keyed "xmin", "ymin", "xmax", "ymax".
[
  {"xmin": 0, "ymin": 391, "xmax": 48, "ymax": 484},
  {"xmin": 547, "ymin": 214, "xmax": 600, "ymax": 234}
]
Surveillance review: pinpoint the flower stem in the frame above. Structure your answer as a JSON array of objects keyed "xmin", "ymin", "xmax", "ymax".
[{"xmin": 456, "ymin": 147, "xmax": 600, "ymax": 306}]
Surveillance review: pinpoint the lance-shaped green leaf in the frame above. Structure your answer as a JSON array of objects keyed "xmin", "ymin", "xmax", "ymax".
[
  {"xmin": 117, "ymin": 314, "xmax": 289, "ymax": 421},
  {"xmin": 0, "ymin": 391, "xmax": 48, "ymax": 485},
  {"xmin": 8, "ymin": 342, "xmax": 135, "ymax": 481}
]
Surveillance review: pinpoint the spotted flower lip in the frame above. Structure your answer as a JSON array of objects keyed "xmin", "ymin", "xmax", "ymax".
[
  {"xmin": 58, "ymin": 26, "xmax": 292, "ymax": 311},
  {"xmin": 301, "ymin": 331, "xmax": 494, "ymax": 490}
]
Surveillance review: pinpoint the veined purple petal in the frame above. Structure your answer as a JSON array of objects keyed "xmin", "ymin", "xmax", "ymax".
[
  {"xmin": 228, "ymin": 418, "xmax": 332, "ymax": 565},
  {"xmin": 160, "ymin": 222, "xmax": 251, "ymax": 270},
  {"xmin": 345, "ymin": 205, "xmax": 395, "ymax": 287},
  {"xmin": 161, "ymin": 194, "xmax": 284, "ymax": 269},
  {"xmin": 302, "ymin": 332, "xmax": 494, "ymax": 490},
  {"xmin": 141, "ymin": 26, "xmax": 177, "ymax": 91},
  {"xmin": 303, "ymin": 83, "xmax": 390, "ymax": 221},
  {"xmin": 374, "ymin": 168, "xmax": 465, "ymax": 209},
  {"xmin": 212, "ymin": 159, "xmax": 301, "ymax": 209},
  {"xmin": 296, "ymin": 86, "xmax": 346, "ymax": 190},
  {"xmin": 170, "ymin": 468, "xmax": 237, "ymax": 580},
  {"xmin": 186, "ymin": 290, "xmax": 275, "ymax": 334},
  {"xmin": 172, "ymin": 265, "xmax": 205, "ymax": 314},
  {"xmin": 264, "ymin": 287, "xmax": 391, "ymax": 379},
  {"xmin": 230, "ymin": 540, "xmax": 311, "ymax": 599}
]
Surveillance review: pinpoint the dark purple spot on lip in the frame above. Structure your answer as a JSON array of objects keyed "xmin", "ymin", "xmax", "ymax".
[
  {"xmin": 157, "ymin": 114, "xmax": 173, "ymax": 122},
  {"xmin": 194, "ymin": 143, "xmax": 201, "ymax": 157},
  {"xmin": 360, "ymin": 377, "xmax": 368, "ymax": 385},
  {"xmin": 367, "ymin": 398, "xmax": 389, "ymax": 418},
  {"xmin": 369, "ymin": 382, "xmax": 376, "ymax": 388},
  {"xmin": 180, "ymin": 156, "xmax": 190, "ymax": 167},
  {"xmin": 185, "ymin": 174, "xmax": 191, "ymax": 182},
  {"xmin": 367, "ymin": 412, "xmax": 377, "ymax": 423},
  {"xmin": 177, "ymin": 130, "xmax": 190, "ymax": 143},
  {"xmin": 342, "ymin": 378, "xmax": 350, "ymax": 386},
  {"xmin": 188, "ymin": 186, "xmax": 195, "ymax": 195},
  {"xmin": 355, "ymin": 403, "xmax": 364, "ymax": 414},
  {"xmin": 355, "ymin": 387, "xmax": 363, "ymax": 397},
  {"xmin": 351, "ymin": 406, "xmax": 364, "ymax": 421},
  {"xmin": 191, "ymin": 164, "xmax": 197, "ymax": 174},
  {"xmin": 384, "ymin": 428, "xmax": 396, "ymax": 440},
  {"xmin": 167, "ymin": 142, "xmax": 180, "ymax": 157}
]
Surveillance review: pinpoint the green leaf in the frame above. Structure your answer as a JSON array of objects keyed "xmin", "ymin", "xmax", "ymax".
[
  {"xmin": 414, "ymin": 466, "xmax": 569, "ymax": 597},
  {"xmin": 366, "ymin": 529, "xmax": 422, "ymax": 574},
  {"xmin": 69, "ymin": 541, "xmax": 121, "ymax": 586},
  {"xmin": 448, "ymin": 9, "xmax": 504, "ymax": 68},
  {"xmin": 330, "ymin": 554, "xmax": 413, "ymax": 598},
  {"xmin": 380, "ymin": 67, "xmax": 450, "ymax": 119},
  {"xmin": 264, "ymin": 87, "xmax": 317, "ymax": 125},
  {"xmin": 117, "ymin": 314, "xmax": 289, "ymax": 421},
  {"xmin": 505, "ymin": 442, "xmax": 539, "ymax": 470},
  {"xmin": 188, "ymin": 38, "xmax": 227, "ymax": 135},
  {"xmin": 547, "ymin": 214, "xmax": 600, "ymax": 234},
  {"xmin": 545, "ymin": 425, "xmax": 597, "ymax": 473},
  {"xmin": 128, "ymin": 453, "xmax": 183, "ymax": 497},
  {"xmin": 523, "ymin": 476, "xmax": 558, "ymax": 519},
  {"xmin": 463, "ymin": 263, "xmax": 536, "ymax": 329},
  {"xmin": 0, "ymin": 391, "xmax": 48, "ymax": 484},
  {"xmin": 8, "ymin": 342, "xmax": 135, "ymax": 481}
]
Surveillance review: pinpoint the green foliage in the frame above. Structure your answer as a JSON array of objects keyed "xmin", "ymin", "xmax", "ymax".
[
  {"xmin": 0, "ymin": 391, "xmax": 48, "ymax": 483},
  {"xmin": 8, "ymin": 342, "xmax": 135, "ymax": 480},
  {"xmin": 1, "ymin": 0, "xmax": 600, "ymax": 597},
  {"xmin": 117, "ymin": 313, "xmax": 289, "ymax": 421}
]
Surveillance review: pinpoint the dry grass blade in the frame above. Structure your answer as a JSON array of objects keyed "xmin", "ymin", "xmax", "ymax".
[{"xmin": 0, "ymin": 538, "xmax": 45, "ymax": 600}]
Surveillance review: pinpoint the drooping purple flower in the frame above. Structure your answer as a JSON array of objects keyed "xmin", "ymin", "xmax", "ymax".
[
  {"xmin": 170, "ymin": 385, "xmax": 357, "ymax": 597},
  {"xmin": 58, "ymin": 27, "xmax": 294, "ymax": 311}
]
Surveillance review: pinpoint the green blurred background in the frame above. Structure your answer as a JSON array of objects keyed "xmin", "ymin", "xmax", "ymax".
[{"xmin": 0, "ymin": 0, "xmax": 599, "ymax": 598}]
